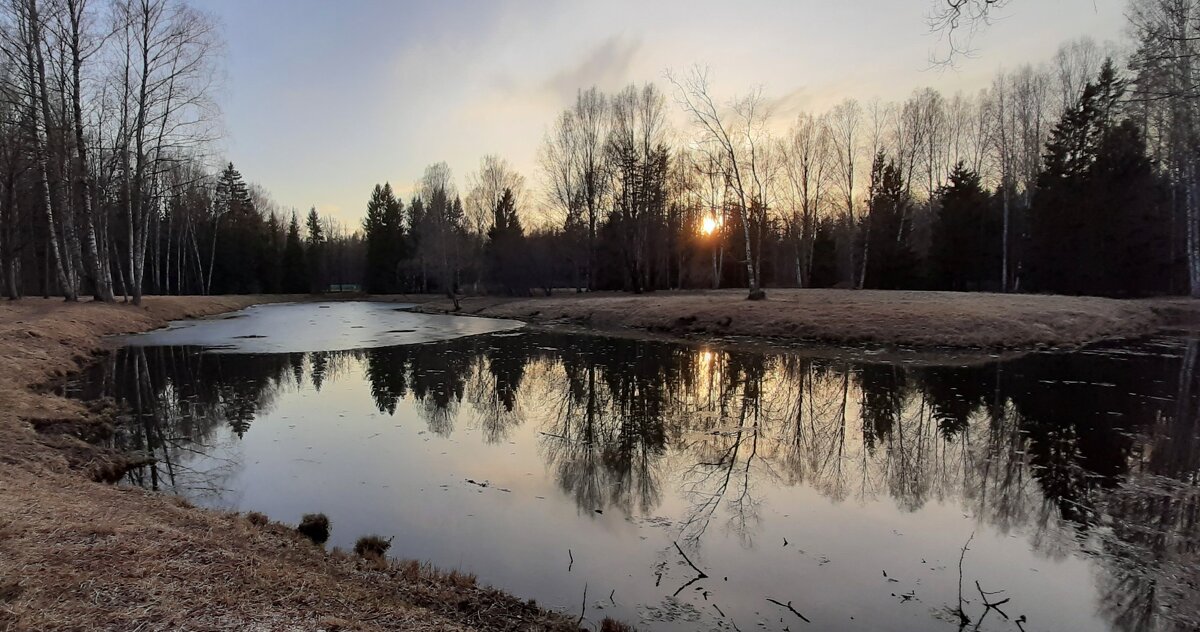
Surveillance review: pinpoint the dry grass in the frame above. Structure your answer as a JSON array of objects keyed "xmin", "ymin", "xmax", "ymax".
[
  {"xmin": 298, "ymin": 513, "xmax": 332, "ymax": 545},
  {"xmin": 414, "ymin": 288, "xmax": 1200, "ymax": 350},
  {"xmin": 354, "ymin": 534, "xmax": 392, "ymax": 559},
  {"xmin": 0, "ymin": 296, "xmax": 582, "ymax": 632}
]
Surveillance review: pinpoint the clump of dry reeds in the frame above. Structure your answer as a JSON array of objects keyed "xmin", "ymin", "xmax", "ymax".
[
  {"xmin": 245, "ymin": 512, "xmax": 269, "ymax": 527},
  {"xmin": 600, "ymin": 618, "xmax": 636, "ymax": 632},
  {"xmin": 353, "ymin": 534, "xmax": 391, "ymax": 558},
  {"xmin": 296, "ymin": 513, "xmax": 330, "ymax": 544}
]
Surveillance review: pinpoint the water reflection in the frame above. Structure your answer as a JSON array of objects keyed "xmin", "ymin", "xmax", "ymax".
[{"xmin": 74, "ymin": 332, "xmax": 1200, "ymax": 632}]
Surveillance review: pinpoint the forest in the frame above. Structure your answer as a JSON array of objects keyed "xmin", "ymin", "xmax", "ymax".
[{"xmin": 1, "ymin": 0, "xmax": 1198, "ymax": 303}]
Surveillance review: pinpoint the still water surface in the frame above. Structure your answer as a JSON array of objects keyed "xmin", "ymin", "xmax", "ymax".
[{"xmin": 72, "ymin": 302, "xmax": 1200, "ymax": 632}]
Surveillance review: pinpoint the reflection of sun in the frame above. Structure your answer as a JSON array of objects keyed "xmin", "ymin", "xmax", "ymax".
[{"xmin": 701, "ymin": 215, "xmax": 721, "ymax": 235}]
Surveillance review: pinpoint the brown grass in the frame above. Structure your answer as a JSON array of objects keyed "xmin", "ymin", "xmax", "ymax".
[
  {"xmin": 298, "ymin": 513, "xmax": 332, "ymax": 544},
  {"xmin": 414, "ymin": 288, "xmax": 1200, "ymax": 350},
  {"xmin": 0, "ymin": 296, "xmax": 582, "ymax": 631},
  {"xmin": 353, "ymin": 534, "xmax": 392, "ymax": 559}
]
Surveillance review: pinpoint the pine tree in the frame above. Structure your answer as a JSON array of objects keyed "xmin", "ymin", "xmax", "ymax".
[{"xmin": 282, "ymin": 212, "xmax": 308, "ymax": 293}]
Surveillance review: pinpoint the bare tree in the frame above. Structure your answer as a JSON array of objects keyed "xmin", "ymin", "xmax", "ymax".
[
  {"xmin": 539, "ymin": 89, "xmax": 608, "ymax": 291},
  {"xmin": 113, "ymin": 0, "xmax": 219, "ymax": 304},
  {"xmin": 669, "ymin": 67, "xmax": 774, "ymax": 300},
  {"xmin": 828, "ymin": 98, "xmax": 862, "ymax": 288},
  {"xmin": 606, "ymin": 82, "xmax": 669, "ymax": 293},
  {"xmin": 928, "ymin": 0, "xmax": 1013, "ymax": 63},
  {"xmin": 465, "ymin": 154, "xmax": 524, "ymax": 291},
  {"xmin": 779, "ymin": 111, "xmax": 831, "ymax": 287}
]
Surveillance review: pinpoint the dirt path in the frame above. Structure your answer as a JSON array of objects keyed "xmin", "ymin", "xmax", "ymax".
[
  {"xmin": 0, "ymin": 297, "xmax": 578, "ymax": 632},
  {"xmin": 412, "ymin": 289, "xmax": 1200, "ymax": 350}
]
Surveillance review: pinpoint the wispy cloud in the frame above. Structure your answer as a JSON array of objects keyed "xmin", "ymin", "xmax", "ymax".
[{"xmin": 543, "ymin": 35, "xmax": 642, "ymax": 99}]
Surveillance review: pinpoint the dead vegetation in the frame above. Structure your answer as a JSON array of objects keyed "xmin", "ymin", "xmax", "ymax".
[
  {"xmin": 354, "ymin": 534, "xmax": 393, "ymax": 559},
  {"xmin": 413, "ymin": 289, "xmax": 1200, "ymax": 350},
  {"xmin": 298, "ymin": 513, "xmax": 332, "ymax": 544},
  {"xmin": 0, "ymin": 296, "xmax": 586, "ymax": 631}
]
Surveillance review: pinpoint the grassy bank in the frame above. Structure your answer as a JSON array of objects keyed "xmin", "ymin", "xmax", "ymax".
[
  {"xmin": 0, "ymin": 296, "xmax": 579, "ymax": 631},
  {"xmin": 411, "ymin": 288, "xmax": 1200, "ymax": 350}
]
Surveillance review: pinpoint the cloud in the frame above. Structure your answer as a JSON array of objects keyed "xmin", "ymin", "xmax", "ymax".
[{"xmin": 542, "ymin": 35, "xmax": 642, "ymax": 99}]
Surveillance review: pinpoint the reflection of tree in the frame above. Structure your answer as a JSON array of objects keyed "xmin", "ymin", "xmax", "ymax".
[
  {"xmin": 1091, "ymin": 338, "xmax": 1200, "ymax": 632},
  {"xmin": 81, "ymin": 332, "xmax": 1200, "ymax": 632},
  {"xmin": 84, "ymin": 346, "xmax": 303, "ymax": 496},
  {"xmin": 538, "ymin": 336, "xmax": 671, "ymax": 516}
]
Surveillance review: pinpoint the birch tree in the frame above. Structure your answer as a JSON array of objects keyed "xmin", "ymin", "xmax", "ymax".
[{"xmin": 670, "ymin": 67, "xmax": 774, "ymax": 300}]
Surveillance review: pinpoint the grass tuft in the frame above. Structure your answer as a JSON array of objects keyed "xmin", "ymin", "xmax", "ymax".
[
  {"xmin": 353, "ymin": 534, "xmax": 391, "ymax": 558},
  {"xmin": 600, "ymin": 618, "xmax": 636, "ymax": 632},
  {"xmin": 245, "ymin": 511, "xmax": 269, "ymax": 527},
  {"xmin": 297, "ymin": 513, "xmax": 330, "ymax": 544}
]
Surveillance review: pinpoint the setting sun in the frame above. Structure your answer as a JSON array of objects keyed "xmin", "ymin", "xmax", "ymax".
[{"xmin": 700, "ymin": 215, "xmax": 721, "ymax": 235}]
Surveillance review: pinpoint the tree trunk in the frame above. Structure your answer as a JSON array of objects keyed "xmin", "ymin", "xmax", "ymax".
[
  {"xmin": 23, "ymin": 0, "xmax": 75, "ymax": 301},
  {"xmin": 68, "ymin": 0, "xmax": 113, "ymax": 302}
]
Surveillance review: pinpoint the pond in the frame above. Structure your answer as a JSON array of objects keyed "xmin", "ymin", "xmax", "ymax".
[{"xmin": 68, "ymin": 301, "xmax": 1200, "ymax": 632}]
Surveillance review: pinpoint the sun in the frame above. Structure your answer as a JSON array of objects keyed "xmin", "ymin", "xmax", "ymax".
[{"xmin": 701, "ymin": 215, "xmax": 720, "ymax": 236}]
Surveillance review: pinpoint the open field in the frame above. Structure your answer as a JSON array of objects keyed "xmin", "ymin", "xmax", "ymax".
[
  {"xmin": 0, "ymin": 296, "xmax": 578, "ymax": 632},
  {"xmin": 412, "ymin": 288, "xmax": 1200, "ymax": 350}
]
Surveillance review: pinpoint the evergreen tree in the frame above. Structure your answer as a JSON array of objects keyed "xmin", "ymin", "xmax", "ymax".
[
  {"xmin": 1030, "ymin": 59, "xmax": 1169, "ymax": 296},
  {"xmin": 282, "ymin": 212, "xmax": 308, "ymax": 293},
  {"xmin": 261, "ymin": 212, "xmax": 283, "ymax": 293},
  {"xmin": 362, "ymin": 183, "xmax": 405, "ymax": 293},
  {"xmin": 211, "ymin": 163, "xmax": 268, "ymax": 293},
  {"xmin": 305, "ymin": 207, "xmax": 325, "ymax": 292},
  {"xmin": 862, "ymin": 153, "xmax": 920, "ymax": 289},
  {"xmin": 931, "ymin": 163, "xmax": 1000, "ymax": 291},
  {"xmin": 485, "ymin": 188, "xmax": 527, "ymax": 294}
]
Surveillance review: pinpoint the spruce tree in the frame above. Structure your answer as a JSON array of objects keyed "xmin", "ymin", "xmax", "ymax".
[
  {"xmin": 486, "ymin": 188, "xmax": 526, "ymax": 294},
  {"xmin": 931, "ymin": 163, "xmax": 998, "ymax": 291},
  {"xmin": 1030, "ymin": 59, "xmax": 1168, "ymax": 296},
  {"xmin": 305, "ymin": 207, "xmax": 325, "ymax": 292},
  {"xmin": 282, "ymin": 212, "xmax": 308, "ymax": 293}
]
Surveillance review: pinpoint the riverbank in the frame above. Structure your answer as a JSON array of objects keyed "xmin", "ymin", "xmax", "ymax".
[
  {"xmin": 0, "ymin": 297, "xmax": 580, "ymax": 631},
  {"xmin": 410, "ymin": 289, "xmax": 1200, "ymax": 350}
]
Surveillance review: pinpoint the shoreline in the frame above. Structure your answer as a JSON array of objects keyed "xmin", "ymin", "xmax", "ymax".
[
  {"xmin": 0, "ymin": 296, "xmax": 581, "ymax": 631},
  {"xmin": 407, "ymin": 289, "xmax": 1200, "ymax": 352}
]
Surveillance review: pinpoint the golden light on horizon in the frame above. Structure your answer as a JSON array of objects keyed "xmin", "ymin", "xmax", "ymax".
[{"xmin": 700, "ymin": 215, "xmax": 721, "ymax": 236}]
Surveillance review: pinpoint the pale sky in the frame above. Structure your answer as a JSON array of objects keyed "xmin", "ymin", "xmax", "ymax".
[{"xmin": 196, "ymin": 0, "xmax": 1127, "ymax": 227}]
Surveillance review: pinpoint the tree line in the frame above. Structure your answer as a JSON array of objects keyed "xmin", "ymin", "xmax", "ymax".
[
  {"xmin": 3, "ymin": 0, "xmax": 1196, "ymax": 303},
  {"xmin": 361, "ymin": 20, "xmax": 1200, "ymax": 300}
]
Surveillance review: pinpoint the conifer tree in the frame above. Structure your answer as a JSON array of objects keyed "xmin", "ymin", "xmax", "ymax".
[
  {"xmin": 931, "ymin": 164, "xmax": 999, "ymax": 290},
  {"xmin": 305, "ymin": 207, "xmax": 325, "ymax": 292},
  {"xmin": 282, "ymin": 212, "xmax": 308, "ymax": 293}
]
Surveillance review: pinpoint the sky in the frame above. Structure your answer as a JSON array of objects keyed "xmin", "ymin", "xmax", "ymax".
[{"xmin": 194, "ymin": 0, "xmax": 1128, "ymax": 227}]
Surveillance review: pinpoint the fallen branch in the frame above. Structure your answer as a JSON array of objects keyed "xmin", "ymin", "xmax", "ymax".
[
  {"xmin": 975, "ymin": 581, "xmax": 1010, "ymax": 619},
  {"xmin": 578, "ymin": 582, "xmax": 587, "ymax": 626},
  {"xmin": 952, "ymin": 531, "xmax": 975, "ymax": 626},
  {"xmin": 766, "ymin": 598, "xmax": 811, "ymax": 623},
  {"xmin": 673, "ymin": 541, "xmax": 708, "ymax": 578}
]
